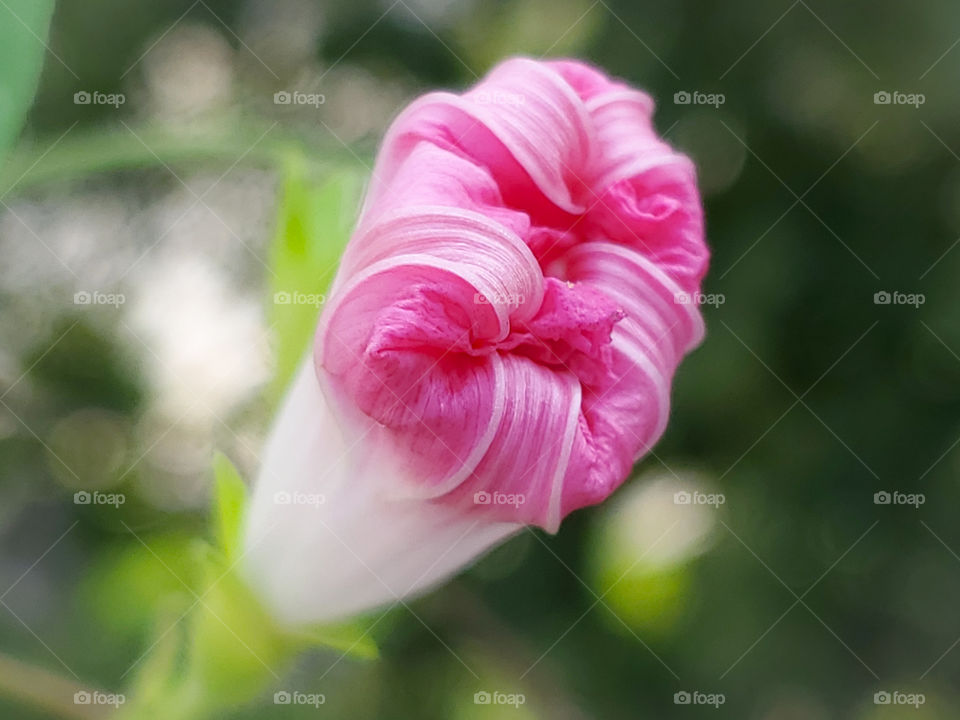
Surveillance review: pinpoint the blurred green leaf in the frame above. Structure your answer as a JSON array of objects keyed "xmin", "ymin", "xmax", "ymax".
[
  {"xmin": 595, "ymin": 563, "xmax": 690, "ymax": 633},
  {"xmin": 268, "ymin": 156, "xmax": 365, "ymax": 401},
  {"xmin": 120, "ymin": 604, "xmax": 193, "ymax": 719},
  {"xmin": 212, "ymin": 453, "xmax": 247, "ymax": 563},
  {"xmin": 294, "ymin": 619, "xmax": 379, "ymax": 660},
  {"xmin": 0, "ymin": 0, "xmax": 55, "ymax": 166},
  {"xmin": 81, "ymin": 532, "xmax": 199, "ymax": 638},
  {"xmin": 191, "ymin": 550, "xmax": 295, "ymax": 708}
]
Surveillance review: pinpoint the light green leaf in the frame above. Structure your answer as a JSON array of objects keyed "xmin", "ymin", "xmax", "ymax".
[
  {"xmin": 212, "ymin": 452, "xmax": 247, "ymax": 562},
  {"xmin": 294, "ymin": 620, "xmax": 380, "ymax": 660},
  {"xmin": 268, "ymin": 155, "xmax": 365, "ymax": 401},
  {"xmin": 191, "ymin": 552, "xmax": 295, "ymax": 707},
  {"xmin": 80, "ymin": 532, "xmax": 199, "ymax": 637},
  {"xmin": 0, "ymin": 0, "xmax": 56, "ymax": 166}
]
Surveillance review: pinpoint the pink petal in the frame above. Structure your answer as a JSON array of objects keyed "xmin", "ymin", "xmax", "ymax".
[{"xmin": 314, "ymin": 58, "xmax": 709, "ymax": 528}]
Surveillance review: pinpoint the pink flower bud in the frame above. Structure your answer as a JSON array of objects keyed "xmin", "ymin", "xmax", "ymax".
[{"xmin": 244, "ymin": 58, "xmax": 708, "ymax": 625}]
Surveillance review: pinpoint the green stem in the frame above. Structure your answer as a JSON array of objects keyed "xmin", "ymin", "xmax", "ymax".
[
  {"xmin": 0, "ymin": 122, "xmax": 360, "ymax": 197},
  {"xmin": 0, "ymin": 651, "xmax": 111, "ymax": 719}
]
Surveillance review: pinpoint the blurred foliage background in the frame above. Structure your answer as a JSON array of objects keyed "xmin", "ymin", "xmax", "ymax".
[{"xmin": 2, "ymin": 0, "xmax": 960, "ymax": 718}]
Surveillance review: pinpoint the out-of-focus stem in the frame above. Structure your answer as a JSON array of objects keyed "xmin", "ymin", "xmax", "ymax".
[
  {"xmin": 0, "ymin": 650, "xmax": 111, "ymax": 719},
  {"xmin": 0, "ymin": 122, "xmax": 366, "ymax": 197}
]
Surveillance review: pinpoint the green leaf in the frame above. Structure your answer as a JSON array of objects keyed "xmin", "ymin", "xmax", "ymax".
[
  {"xmin": 80, "ymin": 532, "xmax": 199, "ymax": 638},
  {"xmin": 191, "ymin": 552, "xmax": 296, "ymax": 708},
  {"xmin": 268, "ymin": 155, "xmax": 365, "ymax": 401},
  {"xmin": 0, "ymin": 0, "xmax": 56, "ymax": 166},
  {"xmin": 293, "ymin": 619, "xmax": 380, "ymax": 660},
  {"xmin": 212, "ymin": 453, "xmax": 247, "ymax": 562}
]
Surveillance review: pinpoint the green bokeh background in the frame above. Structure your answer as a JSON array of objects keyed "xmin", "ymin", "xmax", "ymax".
[{"xmin": 2, "ymin": 0, "xmax": 959, "ymax": 718}]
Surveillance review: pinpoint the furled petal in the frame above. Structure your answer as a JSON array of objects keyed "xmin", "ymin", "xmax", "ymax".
[
  {"xmin": 548, "ymin": 58, "xmax": 708, "ymax": 291},
  {"xmin": 557, "ymin": 241, "xmax": 705, "ymax": 515},
  {"xmin": 342, "ymin": 143, "xmax": 538, "ymax": 275},
  {"xmin": 361, "ymin": 58, "xmax": 595, "ymax": 221},
  {"xmin": 430, "ymin": 352, "xmax": 584, "ymax": 532}
]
